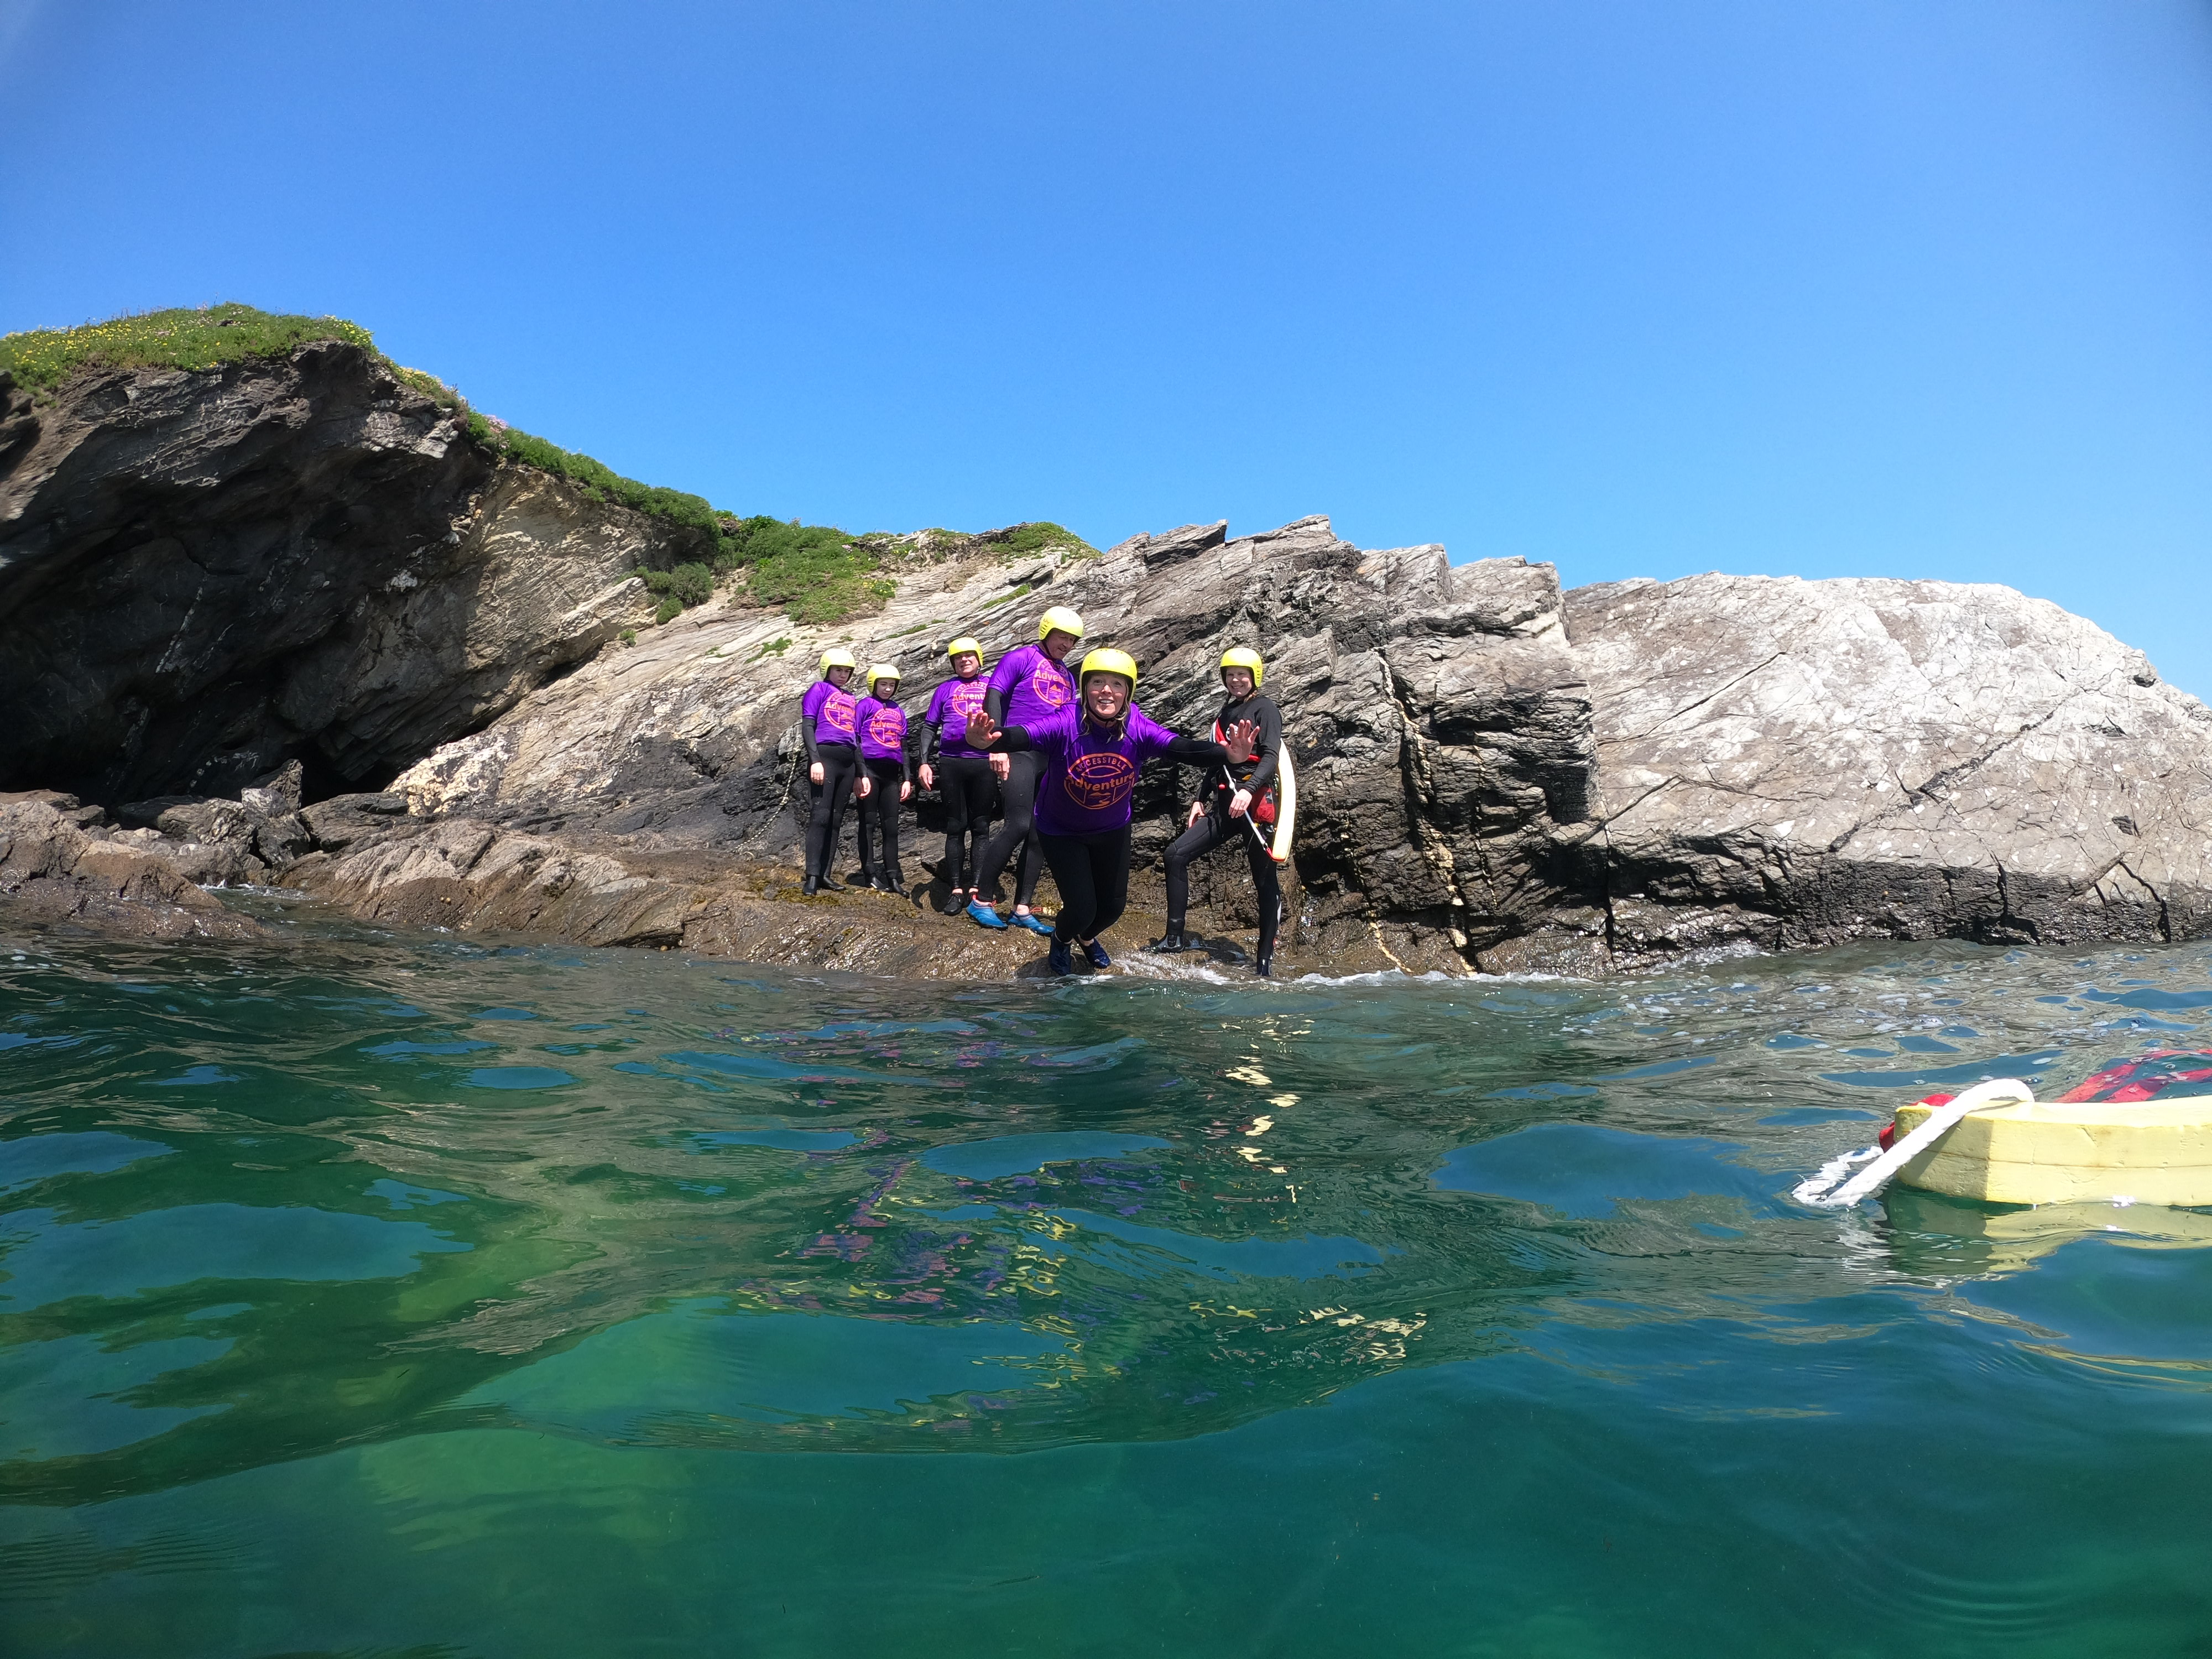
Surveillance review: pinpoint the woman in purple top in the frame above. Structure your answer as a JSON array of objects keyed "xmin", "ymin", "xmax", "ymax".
[
  {"xmin": 799, "ymin": 648, "xmax": 872, "ymax": 895},
  {"xmin": 966, "ymin": 646, "xmax": 1256, "ymax": 976},
  {"xmin": 851, "ymin": 663, "xmax": 914, "ymax": 895},
  {"xmin": 966, "ymin": 606, "xmax": 1084, "ymax": 933},
  {"xmin": 917, "ymin": 636, "xmax": 997, "ymax": 914}
]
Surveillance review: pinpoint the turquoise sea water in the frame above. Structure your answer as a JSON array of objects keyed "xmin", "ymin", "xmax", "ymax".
[{"xmin": 7, "ymin": 911, "xmax": 2212, "ymax": 1656}]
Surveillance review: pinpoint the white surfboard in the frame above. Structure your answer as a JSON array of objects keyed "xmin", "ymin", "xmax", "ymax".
[{"xmin": 1269, "ymin": 742, "xmax": 1296, "ymax": 865}]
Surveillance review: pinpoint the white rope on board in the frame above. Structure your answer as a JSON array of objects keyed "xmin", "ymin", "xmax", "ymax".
[{"xmin": 1791, "ymin": 1077, "xmax": 2036, "ymax": 1209}]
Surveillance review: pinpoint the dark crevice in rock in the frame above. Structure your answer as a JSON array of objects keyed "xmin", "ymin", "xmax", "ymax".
[{"xmin": 1, "ymin": 347, "xmax": 705, "ymax": 805}]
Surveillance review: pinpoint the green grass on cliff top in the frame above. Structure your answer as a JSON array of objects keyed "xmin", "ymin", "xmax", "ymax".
[
  {"xmin": 0, "ymin": 303, "xmax": 376, "ymax": 390},
  {"xmin": 0, "ymin": 303, "xmax": 727, "ymax": 538},
  {"xmin": 0, "ymin": 303, "xmax": 1091, "ymax": 626}
]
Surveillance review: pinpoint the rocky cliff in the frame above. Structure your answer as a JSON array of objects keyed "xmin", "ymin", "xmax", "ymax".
[
  {"xmin": 7, "ymin": 342, "xmax": 2210, "ymax": 976},
  {"xmin": 380, "ymin": 512, "xmax": 1596, "ymax": 970},
  {"xmin": 0, "ymin": 343, "xmax": 706, "ymax": 803},
  {"xmin": 1539, "ymin": 573, "xmax": 2212, "ymax": 970}
]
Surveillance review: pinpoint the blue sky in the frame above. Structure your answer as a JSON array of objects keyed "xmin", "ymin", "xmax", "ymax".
[{"xmin": 6, "ymin": 2, "xmax": 2209, "ymax": 691}]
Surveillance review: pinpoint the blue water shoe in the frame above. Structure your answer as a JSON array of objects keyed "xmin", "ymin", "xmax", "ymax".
[
  {"xmin": 1082, "ymin": 940, "xmax": 1112, "ymax": 969},
  {"xmin": 1011, "ymin": 912, "xmax": 1053, "ymax": 935},
  {"xmin": 1048, "ymin": 939, "xmax": 1074, "ymax": 976},
  {"xmin": 966, "ymin": 901, "xmax": 1008, "ymax": 930}
]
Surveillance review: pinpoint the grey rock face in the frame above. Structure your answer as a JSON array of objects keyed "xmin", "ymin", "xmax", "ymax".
[
  {"xmin": 239, "ymin": 758, "xmax": 303, "ymax": 816},
  {"xmin": 0, "ymin": 791, "xmax": 261, "ymax": 940},
  {"xmin": 13, "ymin": 342, "xmax": 2211, "ymax": 973},
  {"xmin": 299, "ymin": 791, "xmax": 411, "ymax": 852},
  {"xmin": 393, "ymin": 529, "xmax": 2212, "ymax": 973},
  {"xmin": 0, "ymin": 348, "xmax": 706, "ymax": 802},
  {"xmin": 1546, "ymin": 573, "xmax": 2212, "ymax": 962},
  {"xmin": 389, "ymin": 514, "xmax": 1595, "ymax": 968}
]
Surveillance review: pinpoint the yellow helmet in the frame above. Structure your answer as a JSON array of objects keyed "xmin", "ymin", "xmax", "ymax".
[
  {"xmin": 819, "ymin": 647, "xmax": 857, "ymax": 675},
  {"xmin": 1219, "ymin": 646, "xmax": 1265, "ymax": 688},
  {"xmin": 1037, "ymin": 605, "xmax": 1086, "ymax": 643},
  {"xmin": 866, "ymin": 662, "xmax": 902, "ymax": 693},
  {"xmin": 945, "ymin": 635, "xmax": 984, "ymax": 661},
  {"xmin": 1078, "ymin": 646, "xmax": 1139, "ymax": 688}
]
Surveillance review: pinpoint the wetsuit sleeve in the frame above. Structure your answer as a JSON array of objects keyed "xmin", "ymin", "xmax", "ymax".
[
  {"xmin": 1241, "ymin": 698, "xmax": 1283, "ymax": 794},
  {"xmin": 800, "ymin": 681, "xmax": 828, "ymax": 761},
  {"xmin": 1126, "ymin": 707, "xmax": 1227, "ymax": 768},
  {"xmin": 921, "ymin": 685, "xmax": 948, "ymax": 766},
  {"xmin": 799, "ymin": 684, "xmax": 822, "ymax": 761},
  {"xmin": 984, "ymin": 649, "xmax": 1024, "ymax": 723},
  {"xmin": 988, "ymin": 724, "xmax": 1034, "ymax": 753},
  {"xmin": 1163, "ymin": 735, "xmax": 1232, "ymax": 764}
]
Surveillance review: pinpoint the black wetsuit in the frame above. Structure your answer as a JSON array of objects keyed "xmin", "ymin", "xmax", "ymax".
[
  {"xmin": 1164, "ymin": 691, "xmax": 1285, "ymax": 963},
  {"xmin": 857, "ymin": 756, "xmax": 906, "ymax": 885},
  {"xmin": 936, "ymin": 759, "xmax": 997, "ymax": 890},
  {"xmin": 920, "ymin": 685, "xmax": 997, "ymax": 891},
  {"xmin": 970, "ymin": 686, "xmax": 1044, "ymax": 909},
  {"xmin": 991, "ymin": 712, "xmax": 1233, "ymax": 946},
  {"xmin": 1039, "ymin": 828, "xmax": 1131, "ymax": 945},
  {"xmin": 800, "ymin": 688, "xmax": 862, "ymax": 884}
]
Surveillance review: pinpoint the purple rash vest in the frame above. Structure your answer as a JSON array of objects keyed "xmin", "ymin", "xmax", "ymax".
[
  {"xmin": 802, "ymin": 679, "xmax": 860, "ymax": 747},
  {"xmin": 1020, "ymin": 704, "xmax": 1182, "ymax": 837},
  {"xmin": 988, "ymin": 643, "xmax": 1076, "ymax": 730},
  {"xmin": 853, "ymin": 696, "xmax": 909, "ymax": 764},
  {"xmin": 924, "ymin": 676, "xmax": 989, "ymax": 759}
]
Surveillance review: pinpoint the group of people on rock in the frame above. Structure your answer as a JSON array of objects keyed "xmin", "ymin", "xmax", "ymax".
[{"xmin": 795, "ymin": 606, "xmax": 1286, "ymax": 977}]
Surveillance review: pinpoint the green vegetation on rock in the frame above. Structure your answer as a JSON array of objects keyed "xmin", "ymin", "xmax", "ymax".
[
  {"xmin": 0, "ymin": 302, "xmax": 718, "ymax": 538},
  {"xmin": 723, "ymin": 517, "xmax": 897, "ymax": 627},
  {"xmin": 637, "ymin": 561, "xmax": 718, "ymax": 624},
  {"xmin": 469, "ymin": 414, "xmax": 719, "ymax": 535},
  {"xmin": 0, "ymin": 303, "xmax": 375, "ymax": 393},
  {"xmin": 993, "ymin": 521, "xmax": 1095, "ymax": 558},
  {"xmin": 3, "ymin": 305, "xmax": 1104, "ymax": 631}
]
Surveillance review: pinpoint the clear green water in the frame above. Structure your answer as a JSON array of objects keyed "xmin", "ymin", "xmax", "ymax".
[{"xmin": 6, "ymin": 915, "xmax": 2212, "ymax": 1657}]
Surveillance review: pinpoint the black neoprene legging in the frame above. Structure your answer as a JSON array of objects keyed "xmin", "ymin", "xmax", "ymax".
[
  {"xmin": 857, "ymin": 758, "xmax": 905, "ymax": 881},
  {"xmin": 1039, "ymin": 827, "xmax": 1131, "ymax": 944},
  {"xmin": 936, "ymin": 755, "xmax": 997, "ymax": 890},
  {"xmin": 972, "ymin": 749, "xmax": 1044, "ymax": 907},
  {"xmin": 1164, "ymin": 803, "xmax": 1283, "ymax": 959},
  {"xmin": 804, "ymin": 744, "xmax": 861, "ymax": 880}
]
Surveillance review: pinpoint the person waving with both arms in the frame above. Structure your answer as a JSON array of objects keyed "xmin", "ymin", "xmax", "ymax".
[{"xmin": 964, "ymin": 645, "xmax": 1256, "ymax": 977}]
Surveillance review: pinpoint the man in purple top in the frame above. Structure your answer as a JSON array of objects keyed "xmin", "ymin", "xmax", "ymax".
[
  {"xmin": 966, "ymin": 646, "xmax": 1256, "ymax": 976},
  {"xmin": 852, "ymin": 663, "xmax": 914, "ymax": 895},
  {"xmin": 799, "ymin": 648, "xmax": 872, "ymax": 895},
  {"xmin": 966, "ymin": 606, "xmax": 1084, "ymax": 933},
  {"xmin": 917, "ymin": 636, "xmax": 997, "ymax": 914}
]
